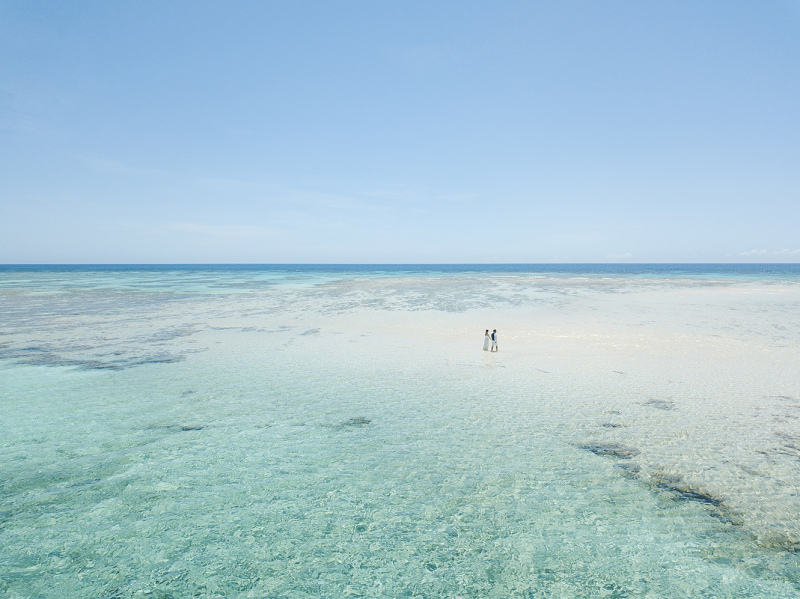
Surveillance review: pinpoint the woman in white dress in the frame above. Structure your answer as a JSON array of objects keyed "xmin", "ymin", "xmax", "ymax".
[{"xmin": 483, "ymin": 329, "xmax": 490, "ymax": 351}]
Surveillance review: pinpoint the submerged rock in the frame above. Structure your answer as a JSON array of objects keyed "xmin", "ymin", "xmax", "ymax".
[
  {"xmin": 580, "ymin": 443, "xmax": 640, "ymax": 459},
  {"xmin": 667, "ymin": 486, "xmax": 722, "ymax": 506},
  {"xmin": 130, "ymin": 355, "xmax": 185, "ymax": 366},
  {"xmin": 648, "ymin": 473, "xmax": 742, "ymax": 525},
  {"xmin": 653, "ymin": 475, "xmax": 722, "ymax": 506},
  {"xmin": 78, "ymin": 361, "xmax": 124, "ymax": 370},
  {"xmin": 644, "ymin": 399, "xmax": 675, "ymax": 411},
  {"xmin": 614, "ymin": 462, "xmax": 641, "ymax": 479},
  {"xmin": 147, "ymin": 424, "xmax": 204, "ymax": 432},
  {"xmin": 322, "ymin": 417, "xmax": 372, "ymax": 429},
  {"xmin": 341, "ymin": 417, "xmax": 371, "ymax": 427},
  {"xmin": 756, "ymin": 534, "xmax": 800, "ymax": 553}
]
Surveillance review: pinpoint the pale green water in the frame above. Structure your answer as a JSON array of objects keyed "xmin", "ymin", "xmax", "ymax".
[{"xmin": 1, "ymin": 266, "xmax": 799, "ymax": 597}]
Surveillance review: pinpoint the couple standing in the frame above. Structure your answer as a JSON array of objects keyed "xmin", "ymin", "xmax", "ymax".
[{"xmin": 483, "ymin": 329, "xmax": 498, "ymax": 352}]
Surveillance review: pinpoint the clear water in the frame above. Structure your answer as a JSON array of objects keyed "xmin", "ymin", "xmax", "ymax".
[{"xmin": 2, "ymin": 265, "xmax": 799, "ymax": 598}]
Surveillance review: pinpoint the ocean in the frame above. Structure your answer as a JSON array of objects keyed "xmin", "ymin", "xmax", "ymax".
[{"xmin": 1, "ymin": 265, "xmax": 799, "ymax": 597}]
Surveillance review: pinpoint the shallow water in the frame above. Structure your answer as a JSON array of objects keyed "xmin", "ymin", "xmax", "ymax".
[{"xmin": 1, "ymin": 266, "xmax": 799, "ymax": 597}]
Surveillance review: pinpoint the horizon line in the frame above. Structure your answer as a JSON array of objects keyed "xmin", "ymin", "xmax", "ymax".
[{"xmin": 2, "ymin": 262, "xmax": 799, "ymax": 267}]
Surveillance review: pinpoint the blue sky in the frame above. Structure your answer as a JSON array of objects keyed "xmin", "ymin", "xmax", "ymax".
[{"xmin": 1, "ymin": 1, "xmax": 799, "ymax": 263}]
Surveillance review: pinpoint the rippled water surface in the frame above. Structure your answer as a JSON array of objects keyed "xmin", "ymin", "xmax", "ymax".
[{"xmin": 1, "ymin": 265, "xmax": 800, "ymax": 597}]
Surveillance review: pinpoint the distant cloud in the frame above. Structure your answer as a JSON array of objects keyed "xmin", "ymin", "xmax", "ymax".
[
  {"xmin": 605, "ymin": 253, "xmax": 633, "ymax": 260},
  {"xmin": 739, "ymin": 249, "xmax": 800, "ymax": 257}
]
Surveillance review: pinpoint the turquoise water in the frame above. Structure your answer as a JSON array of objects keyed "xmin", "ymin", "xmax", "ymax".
[{"xmin": 2, "ymin": 266, "xmax": 800, "ymax": 597}]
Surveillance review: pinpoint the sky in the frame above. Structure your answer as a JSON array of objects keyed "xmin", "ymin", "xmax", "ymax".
[{"xmin": 1, "ymin": 1, "xmax": 799, "ymax": 264}]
